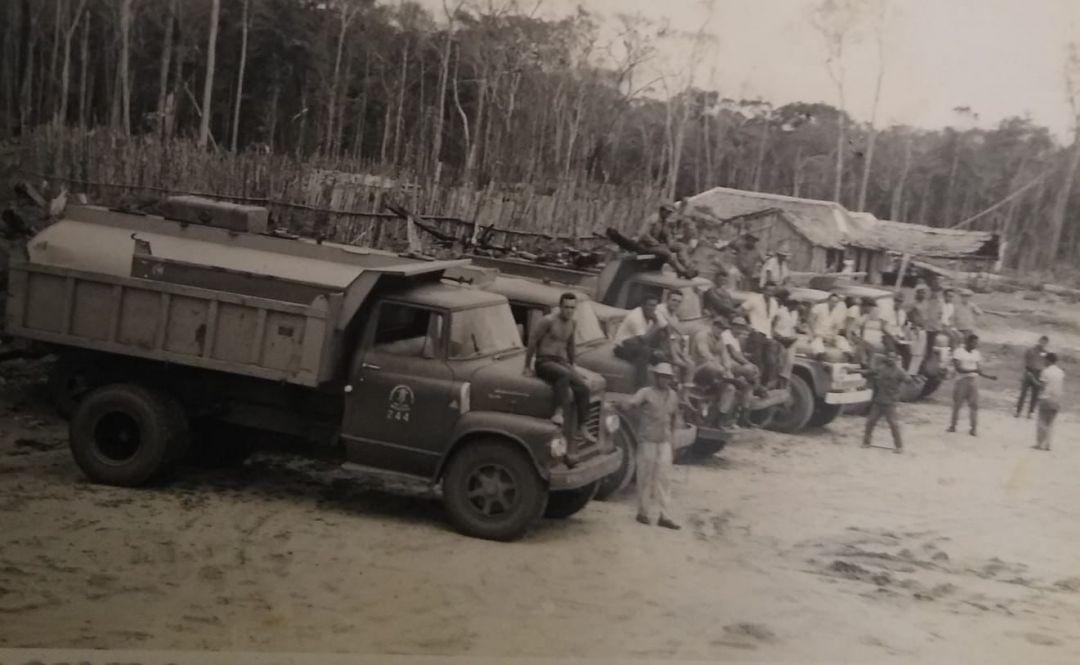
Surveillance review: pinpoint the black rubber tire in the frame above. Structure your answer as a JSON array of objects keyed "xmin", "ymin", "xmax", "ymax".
[
  {"xmin": 594, "ymin": 425, "xmax": 636, "ymax": 501},
  {"xmin": 442, "ymin": 440, "xmax": 547, "ymax": 542},
  {"xmin": 919, "ymin": 375, "xmax": 943, "ymax": 399},
  {"xmin": 808, "ymin": 401, "xmax": 842, "ymax": 428},
  {"xmin": 69, "ymin": 384, "xmax": 189, "ymax": 487},
  {"xmin": 767, "ymin": 374, "xmax": 815, "ymax": 434},
  {"xmin": 544, "ymin": 481, "xmax": 597, "ymax": 519},
  {"xmin": 48, "ymin": 354, "xmax": 106, "ymax": 420}
]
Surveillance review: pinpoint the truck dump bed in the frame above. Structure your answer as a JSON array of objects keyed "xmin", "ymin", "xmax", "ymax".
[{"xmin": 6, "ymin": 202, "xmax": 466, "ymax": 387}]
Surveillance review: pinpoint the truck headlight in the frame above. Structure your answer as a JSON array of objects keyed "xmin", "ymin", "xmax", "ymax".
[
  {"xmin": 604, "ymin": 414, "xmax": 620, "ymax": 434},
  {"xmin": 548, "ymin": 435, "xmax": 567, "ymax": 459}
]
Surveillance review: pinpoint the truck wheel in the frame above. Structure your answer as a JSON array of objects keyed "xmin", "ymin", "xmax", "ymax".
[
  {"xmin": 808, "ymin": 401, "xmax": 842, "ymax": 428},
  {"xmin": 767, "ymin": 374, "xmax": 814, "ymax": 433},
  {"xmin": 442, "ymin": 440, "xmax": 547, "ymax": 541},
  {"xmin": 48, "ymin": 354, "xmax": 105, "ymax": 420},
  {"xmin": 544, "ymin": 482, "xmax": 597, "ymax": 519},
  {"xmin": 594, "ymin": 428, "xmax": 636, "ymax": 501},
  {"xmin": 69, "ymin": 384, "xmax": 189, "ymax": 487},
  {"xmin": 919, "ymin": 375, "xmax": 943, "ymax": 399}
]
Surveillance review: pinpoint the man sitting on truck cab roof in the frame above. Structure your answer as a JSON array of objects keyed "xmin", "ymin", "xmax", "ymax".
[{"xmin": 524, "ymin": 292, "xmax": 597, "ymax": 459}]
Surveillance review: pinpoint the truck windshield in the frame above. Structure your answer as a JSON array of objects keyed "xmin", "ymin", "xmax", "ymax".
[
  {"xmin": 574, "ymin": 301, "xmax": 607, "ymax": 346},
  {"xmin": 450, "ymin": 303, "xmax": 525, "ymax": 359}
]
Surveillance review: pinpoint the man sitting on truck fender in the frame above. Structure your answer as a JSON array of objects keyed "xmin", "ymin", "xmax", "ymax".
[
  {"xmin": 690, "ymin": 315, "xmax": 740, "ymax": 422},
  {"xmin": 524, "ymin": 292, "xmax": 597, "ymax": 457},
  {"xmin": 614, "ymin": 296, "xmax": 671, "ymax": 387},
  {"xmin": 720, "ymin": 317, "xmax": 761, "ymax": 427},
  {"xmin": 809, "ymin": 292, "xmax": 853, "ymax": 360}
]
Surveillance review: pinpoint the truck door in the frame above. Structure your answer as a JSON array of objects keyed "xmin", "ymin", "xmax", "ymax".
[{"xmin": 341, "ymin": 301, "xmax": 459, "ymax": 478}]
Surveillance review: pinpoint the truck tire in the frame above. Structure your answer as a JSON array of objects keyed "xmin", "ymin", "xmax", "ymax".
[
  {"xmin": 442, "ymin": 439, "xmax": 547, "ymax": 542},
  {"xmin": 544, "ymin": 482, "xmax": 597, "ymax": 519},
  {"xmin": 594, "ymin": 427, "xmax": 636, "ymax": 501},
  {"xmin": 767, "ymin": 374, "xmax": 814, "ymax": 434},
  {"xmin": 69, "ymin": 384, "xmax": 189, "ymax": 487},
  {"xmin": 919, "ymin": 375, "xmax": 943, "ymax": 399},
  {"xmin": 808, "ymin": 401, "xmax": 842, "ymax": 428},
  {"xmin": 48, "ymin": 354, "xmax": 106, "ymax": 420}
]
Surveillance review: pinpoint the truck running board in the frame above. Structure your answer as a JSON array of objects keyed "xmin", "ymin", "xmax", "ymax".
[{"xmin": 339, "ymin": 462, "xmax": 439, "ymax": 497}]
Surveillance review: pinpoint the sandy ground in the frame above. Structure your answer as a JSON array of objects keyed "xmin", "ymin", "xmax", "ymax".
[{"xmin": 2, "ymin": 291, "xmax": 1080, "ymax": 663}]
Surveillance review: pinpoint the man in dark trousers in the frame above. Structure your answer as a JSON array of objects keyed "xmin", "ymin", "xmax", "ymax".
[
  {"xmin": 1016, "ymin": 335, "xmax": 1049, "ymax": 418},
  {"xmin": 524, "ymin": 292, "xmax": 596, "ymax": 463},
  {"xmin": 863, "ymin": 349, "xmax": 918, "ymax": 453}
]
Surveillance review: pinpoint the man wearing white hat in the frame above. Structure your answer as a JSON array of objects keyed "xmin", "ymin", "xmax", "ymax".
[{"xmin": 624, "ymin": 362, "xmax": 681, "ymax": 529}]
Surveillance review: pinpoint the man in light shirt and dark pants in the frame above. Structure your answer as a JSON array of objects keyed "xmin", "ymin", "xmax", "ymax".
[
  {"xmin": 1034, "ymin": 352, "xmax": 1064, "ymax": 451},
  {"xmin": 947, "ymin": 334, "xmax": 997, "ymax": 436}
]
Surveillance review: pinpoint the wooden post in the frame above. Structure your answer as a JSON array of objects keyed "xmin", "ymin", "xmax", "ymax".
[{"xmin": 894, "ymin": 253, "xmax": 911, "ymax": 290}]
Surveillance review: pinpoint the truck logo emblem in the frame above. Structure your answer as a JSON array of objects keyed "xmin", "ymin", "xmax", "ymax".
[{"xmin": 386, "ymin": 385, "xmax": 414, "ymax": 422}]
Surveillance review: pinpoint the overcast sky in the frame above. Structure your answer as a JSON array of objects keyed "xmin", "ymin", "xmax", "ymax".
[{"xmin": 413, "ymin": 0, "xmax": 1080, "ymax": 141}]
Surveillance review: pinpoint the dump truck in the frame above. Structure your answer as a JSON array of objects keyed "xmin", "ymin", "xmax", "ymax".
[
  {"xmin": 817, "ymin": 280, "xmax": 947, "ymax": 401},
  {"xmin": 468, "ymin": 252, "xmax": 870, "ymax": 433},
  {"xmin": 5, "ymin": 198, "xmax": 621, "ymax": 541},
  {"xmin": 444, "ymin": 265, "xmax": 713, "ymax": 500}
]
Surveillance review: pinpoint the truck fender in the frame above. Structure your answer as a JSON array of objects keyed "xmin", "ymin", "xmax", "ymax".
[
  {"xmin": 793, "ymin": 361, "xmax": 828, "ymax": 398},
  {"xmin": 435, "ymin": 411, "xmax": 558, "ymax": 483}
]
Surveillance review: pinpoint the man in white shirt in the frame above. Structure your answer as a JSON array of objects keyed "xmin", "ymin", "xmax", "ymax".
[
  {"xmin": 941, "ymin": 288, "xmax": 960, "ymax": 347},
  {"xmin": 614, "ymin": 296, "xmax": 670, "ymax": 387},
  {"xmin": 809, "ymin": 293, "xmax": 852, "ymax": 358},
  {"xmin": 759, "ymin": 250, "xmax": 791, "ymax": 289},
  {"xmin": 947, "ymin": 333, "xmax": 997, "ymax": 436},
  {"xmin": 741, "ymin": 282, "xmax": 781, "ymax": 386},
  {"xmin": 1034, "ymin": 352, "xmax": 1064, "ymax": 451},
  {"xmin": 655, "ymin": 290, "xmax": 684, "ymax": 333},
  {"xmin": 772, "ymin": 291, "xmax": 800, "ymax": 386}
]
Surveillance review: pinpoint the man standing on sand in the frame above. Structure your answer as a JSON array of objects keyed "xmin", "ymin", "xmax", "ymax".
[
  {"xmin": 624, "ymin": 363, "xmax": 681, "ymax": 530},
  {"xmin": 524, "ymin": 292, "xmax": 597, "ymax": 459},
  {"xmin": 863, "ymin": 349, "xmax": 917, "ymax": 453},
  {"xmin": 1034, "ymin": 353, "xmax": 1064, "ymax": 451},
  {"xmin": 1017, "ymin": 335, "xmax": 1049, "ymax": 418},
  {"xmin": 947, "ymin": 334, "xmax": 997, "ymax": 436}
]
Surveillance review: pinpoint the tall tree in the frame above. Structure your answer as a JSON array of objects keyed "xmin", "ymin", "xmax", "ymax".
[
  {"xmin": 197, "ymin": 0, "xmax": 221, "ymax": 148},
  {"xmin": 231, "ymin": 0, "xmax": 250, "ymax": 152},
  {"xmin": 1045, "ymin": 42, "xmax": 1080, "ymax": 265},
  {"xmin": 55, "ymin": 0, "xmax": 89, "ymax": 127}
]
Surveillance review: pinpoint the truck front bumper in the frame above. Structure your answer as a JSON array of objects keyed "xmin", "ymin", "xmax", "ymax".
[
  {"xmin": 550, "ymin": 449, "xmax": 622, "ymax": 491},
  {"xmin": 825, "ymin": 388, "xmax": 873, "ymax": 405}
]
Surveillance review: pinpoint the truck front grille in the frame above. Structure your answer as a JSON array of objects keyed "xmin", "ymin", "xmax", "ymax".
[{"xmin": 584, "ymin": 401, "xmax": 601, "ymax": 442}]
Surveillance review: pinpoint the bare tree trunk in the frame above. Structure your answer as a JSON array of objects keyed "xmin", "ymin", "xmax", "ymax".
[
  {"xmin": 326, "ymin": 6, "xmax": 355, "ymax": 155},
  {"xmin": 266, "ymin": 80, "xmax": 279, "ymax": 150},
  {"xmin": 156, "ymin": 0, "xmax": 177, "ymax": 137},
  {"xmin": 47, "ymin": 0, "xmax": 63, "ymax": 120},
  {"xmin": 18, "ymin": 1, "xmax": 38, "ymax": 131},
  {"xmin": 943, "ymin": 143, "xmax": 961, "ymax": 225},
  {"xmin": 77, "ymin": 7, "xmax": 89, "ymax": 129},
  {"xmin": 752, "ymin": 120, "xmax": 768, "ymax": 191},
  {"xmin": 56, "ymin": 0, "xmax": 87, "ymax": 127},
  {"xmin": 1044, "ymin": 130, "xmax": 1080, "ymax": 265},
  {"xmin": 197, "ymin": 0, "xmax": 220, "ymax": 148},
  {"xmin": 890, "ymin": 134, "xmax": 912, "ymax": 220},
  {"xmin": 391, "ymin": 40, "xmax": 409, "ymax": 167},
  {"xmin": 833, "ymin": 105, "xmax": 845, "ymax": 203},
  {"xmin": 451, "ymin": 47, "xmax": 471, "ymax": 173},
  {"xmin": 1, "ymin": 2, "xmax": 17, "ymax": 136},
  {"xmin": 118, "ymin": 0, "xmax": 133, "ymax": 136},
  {"xmin": 230, "ymin": 0, "xmax": 249, "ymax": 152},
  {"xmin": 352, "ymin": 55, "xmax": 369, "ymax": 160},
  {"xmin": 464, "ymin": 78, "xmax": 486, "ymax": 182},
  {"xmin": 430, "ymin": 8, "xmax": 457, "ymax": 178}
]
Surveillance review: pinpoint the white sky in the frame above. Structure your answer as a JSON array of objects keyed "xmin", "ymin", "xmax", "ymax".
[{"xmin": 411, "ymin": 0, "xmax": 1080, "ymax": 141}]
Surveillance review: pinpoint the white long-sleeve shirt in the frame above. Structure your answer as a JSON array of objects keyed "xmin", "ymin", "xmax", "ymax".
[{"xmin": 614, "ymin": 307, "xmax": 670, "ymax": 344}]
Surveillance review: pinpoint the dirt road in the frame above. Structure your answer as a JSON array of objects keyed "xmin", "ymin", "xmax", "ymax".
[{"xmin": 2, "ymin": 296, "xmax": 1080, "ymax": 662}]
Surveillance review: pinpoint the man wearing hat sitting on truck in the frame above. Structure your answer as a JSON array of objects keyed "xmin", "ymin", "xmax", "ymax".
[
  {"xmin": 624, "ymin": 362, "xmax": 681, "ymax": 530},
  {"xmin": 638, "ymin": 202, "xmax": 695, "ymax": 278}
]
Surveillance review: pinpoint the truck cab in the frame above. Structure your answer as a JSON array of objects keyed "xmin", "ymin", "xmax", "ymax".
[
  {"xmin": 443, "ymin": 265, "xmax": 707, "ymax": 500},
  {"xmin": 819, "ymin": 281, "xmax": 947, "ymax": 401},
  {"xmin": 9, "ymin": 199, "xmax": 621, "ymax": 541}
]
